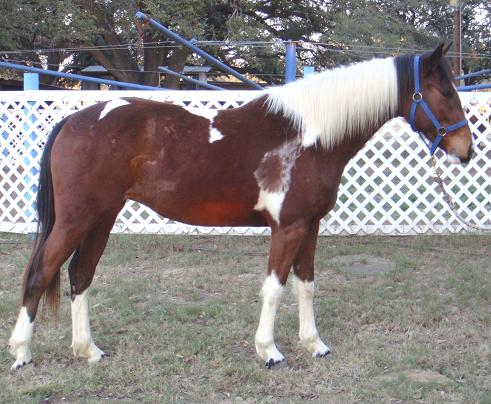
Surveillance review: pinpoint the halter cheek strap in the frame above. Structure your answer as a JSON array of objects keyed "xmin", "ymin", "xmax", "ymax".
[{"xmin": 409, "ymin": 55, "xmax": 468, "ymax": 156}]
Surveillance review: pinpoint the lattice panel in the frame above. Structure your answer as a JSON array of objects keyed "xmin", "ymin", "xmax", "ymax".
[{"xmin": 0, "ymin": 91, "xmax": 489, "ymax": 235}]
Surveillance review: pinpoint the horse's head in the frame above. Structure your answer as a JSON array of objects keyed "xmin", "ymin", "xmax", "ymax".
[{"xmin": 400, "ymin": 44, "xmax": 473, "ymax": 164}]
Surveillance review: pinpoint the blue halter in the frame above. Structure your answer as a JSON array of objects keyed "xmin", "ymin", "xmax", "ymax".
[{"xmin": 409, "ymin": 55, "xmax": 468, "ymax": 156}]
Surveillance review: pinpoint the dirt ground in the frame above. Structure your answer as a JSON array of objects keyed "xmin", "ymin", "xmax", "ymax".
[{"xmin": 0, "ymin": 232, "xmax": 490, "ymax": 403}]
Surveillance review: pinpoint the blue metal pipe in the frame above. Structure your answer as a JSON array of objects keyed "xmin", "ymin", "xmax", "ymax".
[
  {"xmin": 136, "ymin": 12, "xmax": 262, "ymax": 90},
  {"xmin": 158, "ymin": 67, "xmax": 224, "ymax": 90},
  {"xmin": 458, "ymin": 83, "xmax": 491, "ymax": 91},
  {"xmin": 285, "ymin": 42, "xmax": 297, "ymax": 83},
  {"xmin": 455, "ymin": 69, "xmax": 491, "ymax": 80},
  {"xmin": 0, "ymin": 60, "xmax": 165, "ymax": 91}
]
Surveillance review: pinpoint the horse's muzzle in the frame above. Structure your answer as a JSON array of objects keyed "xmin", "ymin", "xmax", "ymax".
[{"xmin": 460, "ymin": 143, "xmax": 474, "ymax": 164}]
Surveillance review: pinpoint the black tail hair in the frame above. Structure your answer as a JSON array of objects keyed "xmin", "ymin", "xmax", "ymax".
[{"xmin": 22, "ymin": 117, "xmax": 68, "ymax": 318}]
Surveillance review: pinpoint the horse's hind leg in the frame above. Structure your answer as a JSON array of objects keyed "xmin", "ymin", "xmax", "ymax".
[
  {"xmin": 9, "ymin": 223, "xmax": 86, "ymax": 370},
  {"xmin": 292, "ymin": 220, "xmax": 331, "ymax": 358},
  {"xmin": 68, "ymin": 207, "xmax": 121, "ymax": 363}
]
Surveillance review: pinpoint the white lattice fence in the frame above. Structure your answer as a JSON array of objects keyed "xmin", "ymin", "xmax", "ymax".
[{"xmin": 1, "ymin": 90, "xmax": 490, "ymax": 235}]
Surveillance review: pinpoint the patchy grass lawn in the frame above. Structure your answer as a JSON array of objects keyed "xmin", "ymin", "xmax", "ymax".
[{"xmin": 0, "ymin": 233, "xmax": 490, "ymax": 403}]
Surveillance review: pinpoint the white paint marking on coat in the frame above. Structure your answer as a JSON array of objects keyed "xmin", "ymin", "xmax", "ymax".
[
  {"xmin": 187, "ymin": 108, "xmax": 225, "ymax": 144},
  {"xmin": 99, "ymin": 99, "xmax": 130, "ymax": 120},
  {"xmin": 209, "ymin": 128, "xmax": 224, "ymax": 143},
  {"xmin": 292, "ymin": 275, "xmax": 331, "ymax": 357},
  {"xmin": 71, "ymin": 289, "xmax": 106, "ymax": 363},
  {"xmin": 255, "ymin": 273, "xmax": 285, "ymax": 363},
  {"xmin": 254, "ymin": 139, "xmax": 301, "ymax": 193},
  {"xmin": 9, "ymin": 307, "xmax": 34, "ymax": 370},
  {"xmin": 254, "ymin": 189, "xmax": 285, "ymax": 224}
]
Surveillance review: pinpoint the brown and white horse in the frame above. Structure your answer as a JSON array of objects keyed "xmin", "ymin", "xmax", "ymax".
[{"xmin": 9, "ymin": 44, "xmax": 472, "ymax": 370}]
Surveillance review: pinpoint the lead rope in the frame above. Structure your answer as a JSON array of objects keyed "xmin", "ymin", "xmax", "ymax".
[{"xmin": 431, "ymin": 156, "xmax": 491, "ymax": 232}]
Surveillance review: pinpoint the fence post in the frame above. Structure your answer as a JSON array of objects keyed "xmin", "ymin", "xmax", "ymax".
[
  {"xmin": 23, "ymin": 73, "xmax": 39, "ymax": 90},
  {"xmin": 285, "ymin": 41, "xmax": 297, "ymax": 83}
]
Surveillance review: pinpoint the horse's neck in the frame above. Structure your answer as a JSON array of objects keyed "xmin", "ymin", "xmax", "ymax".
[{"xmin": 319, "ymin": 113, "xmax": 396, "ymax": 168}]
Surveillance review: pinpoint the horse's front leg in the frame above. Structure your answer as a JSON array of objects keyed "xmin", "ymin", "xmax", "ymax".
[
  {"xmin": 292, "ymin": 220, "xmax": 331, "ymax": 358},
  {"xmin": 9, "ymin": 307, "xmax": 34, "ymax": 370},
  {"xmin": 255, "ymin": 219, "xmax": 308, "ymax": 368}
]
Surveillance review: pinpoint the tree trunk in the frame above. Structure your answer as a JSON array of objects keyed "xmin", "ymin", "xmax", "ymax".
[
  {"xmin": 161, "ymin": 46, "xmax": 191, "ymax": 89},
  {"xmin": 87, "ymin": 47, "xmax": 141, "ymax": 84}
]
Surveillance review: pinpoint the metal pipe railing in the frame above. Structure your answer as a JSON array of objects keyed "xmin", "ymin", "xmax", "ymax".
[
  {"xmin": 135, "ymin": 12, "xmax": 262, "ymax": 90},
  {"xmin": 0, "ymin": 61, "xmax": 165, "ymax": 91},
  {"xmin": 158, "ymin": 67, "xmax": 224, "ymax": 90},
  {"xmin": 458, "ymin": 83, "xmax": 491, "ymax": 91},
  {"xmin": 455, "ymin": 69, "xmax": 491, "ymax": 80}
]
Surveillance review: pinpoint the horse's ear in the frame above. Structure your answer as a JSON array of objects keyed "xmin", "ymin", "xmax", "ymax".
[
  {"xmin": 443, "ymin": 42, "xmax": 453, "ymax": 56},
  {"xmin": 422, "ymin": 43, "xmax": 445, "ymax": 74}
]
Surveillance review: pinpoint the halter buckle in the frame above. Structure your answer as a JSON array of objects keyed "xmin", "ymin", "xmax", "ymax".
[
  {"xmin": 437, "ymin": 127, "xmax": 447, "ymax": 136},
  {"xmin": 412, "ymin": 92, "xmax": 423, "ymax": 102}
]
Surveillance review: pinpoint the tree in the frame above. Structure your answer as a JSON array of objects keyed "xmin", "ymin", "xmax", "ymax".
[
  {"xmin": 0, "ymin": 0, "xmax": 89, "ymax": 85},
  {"xmin": 325, "ymin": 0, "xmax": 490, "ymax": 77}
]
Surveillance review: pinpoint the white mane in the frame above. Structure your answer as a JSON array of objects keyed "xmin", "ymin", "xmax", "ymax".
[{"xmin": 265, "ymin": 57, "xmax": 398, "ymax": 149}]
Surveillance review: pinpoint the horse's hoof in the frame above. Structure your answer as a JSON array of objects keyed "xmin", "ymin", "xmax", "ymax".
[
  {"xmin": 315, "ymin": 349, "xmax": 331, "ymax": 358},
  {"xmin": 88, "ymin": 352, "xmax": 108, "ymax": 364},
  {"xmin": 265, "ymin": 358, "xmax": 287, "ymax": 369},
  {"xmin": 11, "ymin": 359, "xmax": 33, "ymax": 371}
]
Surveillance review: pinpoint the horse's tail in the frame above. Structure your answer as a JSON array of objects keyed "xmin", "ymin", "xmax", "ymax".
[{"xmin": 22, "ymin": 117, "xmax": 68, "ymax": 318}]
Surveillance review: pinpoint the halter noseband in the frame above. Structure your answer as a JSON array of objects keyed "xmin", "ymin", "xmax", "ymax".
[{"xmin": 409, "ymin": 55, "xmax": 468, "ymax": 156}]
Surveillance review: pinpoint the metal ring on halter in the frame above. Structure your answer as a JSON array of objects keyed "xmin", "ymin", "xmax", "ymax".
[
  {"xmin": 437, "ymin": 127, "xmax": 447, "ymax": 136},
  {"xmin": 412, "ymin": 92, "xmax": 423, "ymax": 102}
]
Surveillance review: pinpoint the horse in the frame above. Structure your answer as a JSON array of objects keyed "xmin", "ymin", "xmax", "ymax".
[{"xmin": 9, "ymin": 44, "xmax": 473, "ymax": 370}]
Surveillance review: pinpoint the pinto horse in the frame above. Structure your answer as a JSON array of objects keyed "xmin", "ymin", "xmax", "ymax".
[{"xmin": 9, "ymin": 44, "xmax": 473, "ymax": 370}]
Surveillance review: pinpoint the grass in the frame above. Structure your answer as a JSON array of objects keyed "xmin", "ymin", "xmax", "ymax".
[{"xmin": 0, "ymin": 232, "xmax": 490, "ymax": 403}]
